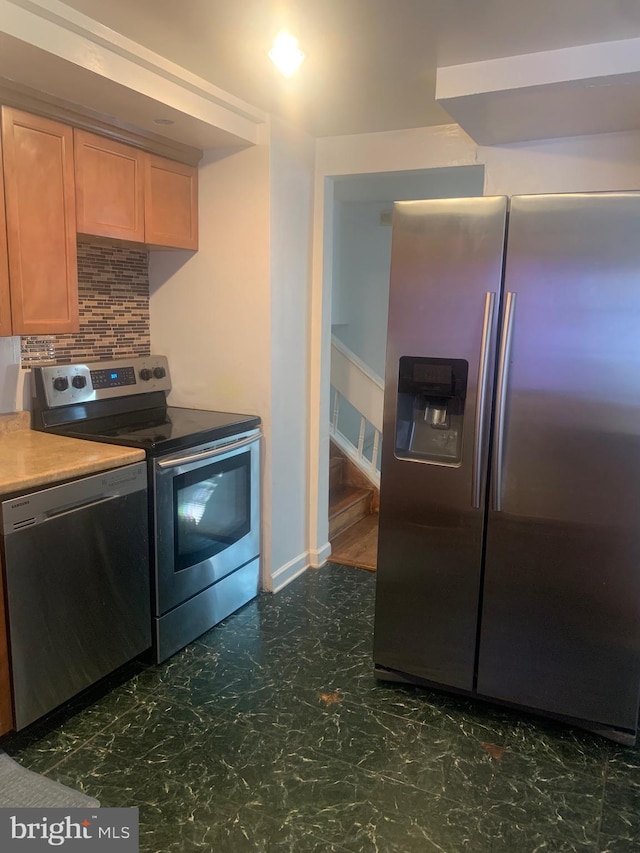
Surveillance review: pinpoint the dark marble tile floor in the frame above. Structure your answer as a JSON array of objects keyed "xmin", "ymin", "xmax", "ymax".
[{"xmin": 2, "ymin": 563, "xmax": 640, "ymax": 851}]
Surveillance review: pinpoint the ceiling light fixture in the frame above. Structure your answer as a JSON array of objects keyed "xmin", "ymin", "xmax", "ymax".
[{"xmin": 269, "ymin": 31, "xmax": 305, "ymax": 77}]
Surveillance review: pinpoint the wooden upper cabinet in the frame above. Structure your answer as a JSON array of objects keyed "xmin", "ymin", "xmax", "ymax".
[
  {"xmin": 75, "ymin": 129, "xmax": 145, "ymax": 243},
  {"xmin": 0, "ymin": 132, "xmax": 11, "ymax": 338},
  {"xmin": 144, "ymin": 154, "xmax": 198, "ymax": 250},
  {"xmin": 74, "ymin": 134, "xmax": 198, "ymax": 249},
  {"xmin": 1, "ymin": 108, "xmax": 78, "ymax": 335}
]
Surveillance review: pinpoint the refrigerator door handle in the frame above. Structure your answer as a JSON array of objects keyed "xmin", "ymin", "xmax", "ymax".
[
  {"xmin": 472, "ymin": 291, "xmax": 497, "ymax": 508},
  {"xmin": 492, "ymin": 291, "xmax": 517, "ymax": 511}
]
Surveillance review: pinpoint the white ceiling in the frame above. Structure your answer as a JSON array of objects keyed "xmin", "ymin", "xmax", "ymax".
[
  {"xmin": 53, "ymin": 0, "xmax": 640, "ymax": 139},
  {"xmin": 4, "ymin": 0, "xmax": 640, "ymax": 146}
]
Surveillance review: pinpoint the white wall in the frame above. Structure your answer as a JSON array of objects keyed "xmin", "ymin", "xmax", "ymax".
[
  {"xmin": 0, "ymin": 336, "xmax": 21, "ymax": 413},
  {"xmin": 268, "ymin": 117, "xmax": 315, "ymax": 590},
  {"xmin": 307, "ymin": 122, "xmax": 640, "ymax": 560},
  {"xmin": 332, "ymin": 200, "xmax": 391, "ymax": 377},
  {"xmin": 481, "ymin": 131, "xmax": 640, "ymax": 194},
  {"xmin": 317, "ymin": 125, "xmax": 479, "ymax": 177},
  {"xmin": 149, "ymin": 142, "xmax": 271, "ymax": 415}
]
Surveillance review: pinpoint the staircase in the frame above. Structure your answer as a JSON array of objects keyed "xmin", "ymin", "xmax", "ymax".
[
  {"xmin": 329, "ymin": 336, "xmax": 382, "ymax": 569},
  {"xmin": 329, "ymin": 441, "xmax": 379, "ymax": 543}
]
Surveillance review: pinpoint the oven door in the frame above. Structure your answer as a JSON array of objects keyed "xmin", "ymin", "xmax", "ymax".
[{"xmin": 153, "ymin": 429, "xmax": 260, "ymax": 616}]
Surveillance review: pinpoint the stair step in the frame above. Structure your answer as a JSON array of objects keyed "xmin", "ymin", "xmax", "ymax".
[
  {"xmin": 329, "ymin": 439, "xmax": 379, "ymax": 508},
  {"xmin": 329, "ymin": 512, "xmax": 379, "ymax": 571},
  {"xmin": 329, "ymin": 485, "xmax": 373, "ymax": 539},
  {"xmin": 329, "ymin": 456, "xmax": 344, "ymax": 492}
]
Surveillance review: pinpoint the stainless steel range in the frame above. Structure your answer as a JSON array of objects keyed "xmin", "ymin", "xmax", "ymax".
[{"xmin": 31, "ymin": 355, "xmax": 261, "ymax": 663}]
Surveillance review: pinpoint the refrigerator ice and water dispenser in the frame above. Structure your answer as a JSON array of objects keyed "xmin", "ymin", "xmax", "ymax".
[{"xmin": 394, "ymin": 356, "xmax": 468, "ymax": 465}]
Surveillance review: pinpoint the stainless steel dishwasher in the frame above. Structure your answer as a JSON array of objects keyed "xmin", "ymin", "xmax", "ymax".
[{"xmin": 1, "ymin": 462, "xmax": 151, "ymax": 729}]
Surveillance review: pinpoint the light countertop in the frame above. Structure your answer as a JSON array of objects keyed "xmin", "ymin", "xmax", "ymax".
[{"xmin": 0, "ymin": 412, "xmax": 145, "ymax": 495}]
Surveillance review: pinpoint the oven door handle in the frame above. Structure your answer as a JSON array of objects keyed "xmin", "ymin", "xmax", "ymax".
[{"xmin": 156, "ymin": 433, "xmax": 260, "ymax": 470}]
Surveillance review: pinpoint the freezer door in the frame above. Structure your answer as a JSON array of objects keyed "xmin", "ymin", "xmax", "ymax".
[
  {"xmin": 478, "ymin": 192, "xmax": 640, "ymax": 733},
  {"xmin": 374, "ymin": 196, "xmax": 507, "ymax": 690}
]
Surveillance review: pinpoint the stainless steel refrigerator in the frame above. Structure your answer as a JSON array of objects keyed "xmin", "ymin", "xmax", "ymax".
[{"xmin": 373, "ymin": 192, "xmax": 640, "ymax": 744}]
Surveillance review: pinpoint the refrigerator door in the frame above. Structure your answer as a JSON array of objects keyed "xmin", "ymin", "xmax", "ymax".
[
  {"xmin": 478, "ymin": 192, "xmax": 640, "ymax": 733},
  {"xmin": 374, "ymin": 196, "xmax": 507, "ymax": 691}
]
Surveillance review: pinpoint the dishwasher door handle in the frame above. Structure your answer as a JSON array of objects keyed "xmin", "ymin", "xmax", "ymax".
[{"xmin": 42, "ymin": 493, "xmax": 120, "ymax": 523}]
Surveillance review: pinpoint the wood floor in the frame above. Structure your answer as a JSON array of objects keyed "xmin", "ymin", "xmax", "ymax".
[{"xmin": 328, "ymin": 512, "xmax": 378, "ymax": 571}]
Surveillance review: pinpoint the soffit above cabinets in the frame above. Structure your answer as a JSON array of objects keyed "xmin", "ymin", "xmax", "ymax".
[
  {"xmin": 0, "ymin": 0, "xmax": 267, "ymax": 154},
  {"xmin": 436, "ymin": 38, "xmax": 640, "ymax": 146}
]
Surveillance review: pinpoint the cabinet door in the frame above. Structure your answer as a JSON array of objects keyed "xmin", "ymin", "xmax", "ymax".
[
  {"xmin": 75, "ymin": 130, "xmax": 145, "ymax": 242},
  {"xmin": 0, "ymin": 550, "xmax": 14, "ymax": 735},
  {"xmin": 2, "ymin": 108, "xmax": 78, "ymax": 335},
  {"xmin": 144, "ymin": 154, "xmax": 198, "ymax": 249},
  {"xmin": 0, "ymin": 131, "xmax": 11, "ymax": 337}
]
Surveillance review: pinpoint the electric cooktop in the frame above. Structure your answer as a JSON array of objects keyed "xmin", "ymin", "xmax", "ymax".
[{"xmin": 30, "ymin": 356, "xmax": 260, "ymax": 456}]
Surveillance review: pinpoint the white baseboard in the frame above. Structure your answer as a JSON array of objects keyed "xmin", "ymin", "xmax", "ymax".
[
  {"xmin": 271, "ymin": 551, "xmax": 310, "ymax": 593},
  {"xmin": 264, "ymin": 541, "xmax": 333, "ymax": 594},
  {"xmin": 308, "ymin": 541, "xmax": 331, "ymax": 569}
]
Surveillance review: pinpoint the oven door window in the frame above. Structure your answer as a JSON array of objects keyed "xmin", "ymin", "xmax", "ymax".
[{"xmin": 173, "ymin": 451, "xmax": 251, "ymax": 572}]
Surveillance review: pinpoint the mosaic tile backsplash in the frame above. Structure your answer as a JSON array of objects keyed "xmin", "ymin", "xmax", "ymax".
[{"xmin": 21, "ymin": 243, "xmax": 151, "ymax": 366}]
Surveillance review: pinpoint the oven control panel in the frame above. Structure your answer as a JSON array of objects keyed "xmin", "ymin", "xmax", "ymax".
[{"xmin": 32, "ymin": 356, "xmax": 172, "ymax": 408}]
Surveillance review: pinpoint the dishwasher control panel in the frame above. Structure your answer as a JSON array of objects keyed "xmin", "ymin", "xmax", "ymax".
[
  {"xmin": 31, "ymin": 356, "xmax": 172, "ymax": 408},
  {"xmin": 1, "ymin": 462, "xmax": 147, "ymax": 535}
]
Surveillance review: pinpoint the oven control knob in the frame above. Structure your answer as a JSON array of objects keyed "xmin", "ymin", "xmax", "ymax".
[
  {"xmin": 139, "ymin": 368, "xmax": 153, "ymax": 381},
  {"xmin": 72, "ymin": 375, "xmax": 87, "ymax": 389},
  {"xmin": 53, "ymin": 376, "xmax": 69, "ymax": 392},
  {"xmin": 153, "ymin": 366, "xmax": 166, "ymax": 379}
]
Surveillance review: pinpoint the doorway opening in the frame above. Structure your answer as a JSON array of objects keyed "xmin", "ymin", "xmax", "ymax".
[{"xmin": 323, "ymin": 165, "xmax": 485, "ymax": 571}]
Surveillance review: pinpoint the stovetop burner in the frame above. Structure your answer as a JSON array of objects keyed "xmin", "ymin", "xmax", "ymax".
[{"xmin": 55, "ymin": 406, "xmax": 260, "ymax": 454}]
